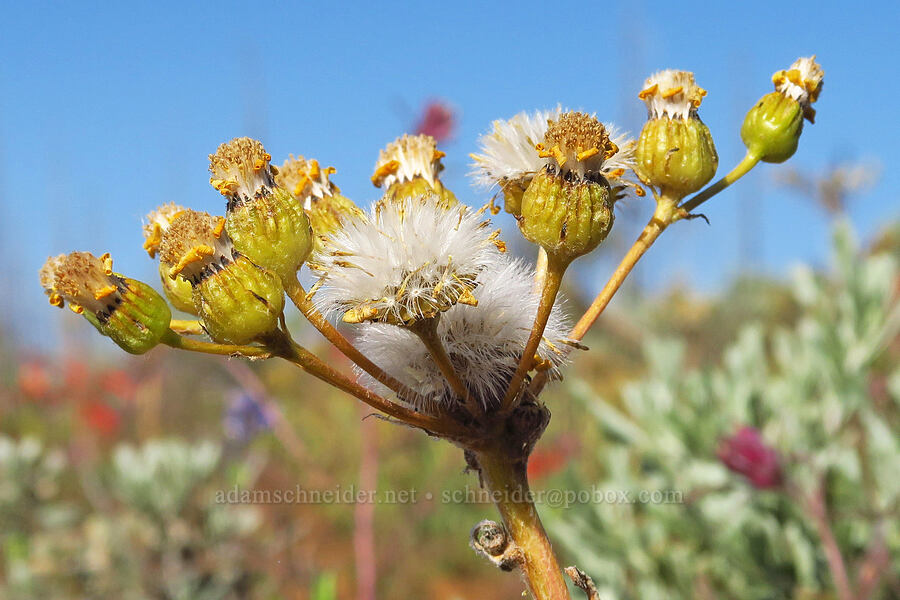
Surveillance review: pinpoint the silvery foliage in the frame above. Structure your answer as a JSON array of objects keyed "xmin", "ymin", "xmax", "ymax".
[
  {"xmin": 0, "ymin": 437, "xmax": 266, "ymax": 600},
  {"xmin": 552, "ymin": 221, "xmax": 899, "ymax": 600}
]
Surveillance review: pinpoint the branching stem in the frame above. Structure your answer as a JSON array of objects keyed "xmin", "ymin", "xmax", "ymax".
[{"xmin": 283, "ymin": 274, "xmax": 416, "ymax": 400}]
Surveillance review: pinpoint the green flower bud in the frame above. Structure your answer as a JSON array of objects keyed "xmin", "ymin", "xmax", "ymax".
[
  {"xmin": 40, "ymin": 252, "xmax": 171, "ymax": 354},
  {"xmin": 142, "ymin": 202, "xmax": 198, "ymax": 314},
  {"xmin": 635, "ymin": 70, "xmax": 718, "ymax": 200},
  {"xmin": 210, "ymin": 138, "xmax": 313, "ymax": 281},
  {"xmin": 518, "ymin": 112, "xmax": 620, "ymax": 265},
  {"xmin": 741, "ymin": 56, "xmax": 824, "ymax": 163},
  {"xmin": 159, "ymin": 209, "xmax": 284, "ymax": 345},
  {"xmin": 195, "ymin": 255, "xmax": 284, "ymax": 345},
  {"xmin": 371, "ymin": 134, "xmax": 457, "ymax": 208}
]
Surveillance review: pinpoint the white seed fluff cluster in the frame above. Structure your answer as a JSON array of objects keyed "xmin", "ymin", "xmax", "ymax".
[
  {"xmin": 311, "ymin": 194, "xmax": 503, "ymax": 324},
  {"xmin": 470, "ymin": 106, "xmax": 563, "ymax": 189},
  {"xmin": 639, "ymin": 70, "xmax": 707, "ymax": 121},
  {"xmin": 354, "ymin": 256, "xmax": 572, "ymax": 411}
]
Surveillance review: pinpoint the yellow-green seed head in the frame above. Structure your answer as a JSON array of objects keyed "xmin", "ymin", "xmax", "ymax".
[
  {"xmin": 499, "ymin": 180, "xmax": 528, "ymax": 216},
  {"xmin": 158, "ymin": 262, "xmax": 196, "ymax": 314},
  {"xmin": 143, "ymin": 203, "xmax": 198, "ymax": 315},
  {"xmin": 210, "ymin": 138, "xmax": 313, "ymax": 280},
  {"xmin": 635, "ymin": 70, "xmax": 718, "ymax": 199},
  {"xmin": 159, "ymin": 209, "xmax": 284, "ymax": 344},
  {"xmin": 276, "ymin": 155, "xmax": 366, "ymax": 254},
  {"xmin": 741, "ymin": 56, "xmax": 824, "ymax": 163},
  {"xmin": 371, "ymin": 134, "xmax": 457, "ymax": 208},
  {"xmin": 40, "ymin": 252, "xmax": 171, "ymax": 354},
  {"xmin": 195, "ymin": 255, "xmax": 284, "ymax": 345},
  {"xmin": 519, "ymin": 112, "xmax": 617, "ymax": 264}
]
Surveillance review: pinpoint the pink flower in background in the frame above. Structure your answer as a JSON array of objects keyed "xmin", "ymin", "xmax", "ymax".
[
  {"xmin": 718, "ymin": 426, "xmax": 783, "ymax": 489},
  {"xmin": 414, "ymin": 100, "xmax": 455, "ymax": 142}
]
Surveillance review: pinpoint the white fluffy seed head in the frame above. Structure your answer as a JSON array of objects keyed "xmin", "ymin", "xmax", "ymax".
[
  {"xmin": 310, "ymin": 194, "xmax": 506, "ymax": 325},
  {"xmin": 354, "ymin": 256, "xmax": 572, "ymax": 412},
  {"xmin": 470, "ymin": 106, "xmax": 563, "ymax": 189}
]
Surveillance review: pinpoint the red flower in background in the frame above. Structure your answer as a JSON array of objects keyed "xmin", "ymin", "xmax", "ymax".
[
  {"xmin": 718, "ymin": 426, "xmax": 783, "ymax": 489},
  {"xmin": 100, "ymin": 369, "xmax": 137, "ymax": 400},
  {"xmin": 17, "ymin": 360, "xmax": 53, "ymax": 400},
  {"xmin": 414, "ymin": 100, "xmax": 455, "ymax": 142},
  {"xmin": 81, "ymin": 401, "xmax": 121, "ymax": 436},
  {"xmin": 528, "ymin": 435, "xmax": 578, "ymax": 480}
]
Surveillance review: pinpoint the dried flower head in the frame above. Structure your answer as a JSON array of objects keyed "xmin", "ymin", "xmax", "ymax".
[
  {"xmin": 355, "ymin": 256, "xmax": 572, "ymax": 412},
  {"xmin": 209, "ymin": 137, "xmax": 276, "ymax": 207},
  {"xmin": 772, "ymin": 55, "xmax": 824, "ymax": 122},
  {"xmin": 639, "ymin": 70, "xmax": 707, "ymax": 121},
  {"xmin": 142, "ymin": 202, "xmax": 187, "ymax": 258},
  {"xmin": 371, "ymin": 134, "xmax": 446, "ymax": 190},
  {"xmin": 537, "ymin": 112, "xmax": 635, "ymax": 185},
  {"xmin": 41, "ymin": 251, "xmax": 120, "ymax": 316},
  {"xmin": 158, "ymin": 210, "xmax": 233, "ymax": 285},
  {"xmin": 311, "ymin": 194, "xmax": 505, "ymax": 325},
  {"xmin": 40, "ymin": 252, "xmax": 171, "ymax": 354},
  {"xmin": 276, "ymin": 154, "xmax": 339, "ymax": 210}
]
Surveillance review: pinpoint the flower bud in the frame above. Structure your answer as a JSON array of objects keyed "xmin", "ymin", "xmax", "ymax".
[
  {"xmin": 142, "ymin": 203, "xmax": 197, "ymax": 314},
  {"xmin": 741, "ymin": 56, "xmax": 824, "ymax": 163},
  {"xmin": 210, "ymin": 138, "xmax": 313, "ymax": 281},
  {"xmin": 159, "ymin": 210, "xmax": 284, "ymax": 345},
  {"xmin": 718, "ymin": 426, "xmax": 783, "ymax": 489},
  {"xmin": 518, "ymin": 112, "xmax": 621, "ymax": 264},
  {"xmin": 276, "ymin": 154, "xmax": 366, "ymax": 254},
  {"xmin": 40, "ymin": 252, "xmax": 171, "ymax": 354},
  {"xmin": 635, "ymin": 70, "xmax": 718, "ymax": 200},
  {"xmin": 371, "ymin": 134, "xmax": 457, "ymax": 208}
]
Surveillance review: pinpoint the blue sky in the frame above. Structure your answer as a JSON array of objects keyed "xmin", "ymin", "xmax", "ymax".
[{"xmin": 1, "ymin": 1, "xmax": 897, "ymax": 348}]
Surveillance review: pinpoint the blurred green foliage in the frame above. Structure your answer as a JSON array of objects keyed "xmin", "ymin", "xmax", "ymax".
[{"xmin": 550, "ymin": 222, "xmax": 899, "ymax": 599}]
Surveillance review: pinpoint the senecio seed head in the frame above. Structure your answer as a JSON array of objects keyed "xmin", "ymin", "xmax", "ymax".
[
  {"xmin": 210, "ymin": 137, "xmax": 313, "ymax": 281},
  {"xmin": 311, "ymin": 193, "xmax": 505, "ymax": 326},
  {"xmin": 742, "ymin": 56, "xmax": 824, "ymax": 163},
  {"xmin": 40, "ymin": 252, "xmax": 171, "ymax": 354},
  {"xmin": 276, "ymin": 154, "xmax": 366, "ymax": 254},
  {"xmin": 142, "ymin": 203, "xmax": 196, "ymax": 314},
  {"xmin": 518, "ymin": 112, "xmax": 624, "ymax": 265},
  {"xmin": 470, "ymin": 106, "xmax": 564, "ymax": 216},
  {"xmin": 159, "ymin": 209, "xmax": 284, "ymax": 345},
  {"xmin": 355, "ymin": 256, "xmax": 571, "ymax": 413},
  {"xmin": 635, "ymin": 70, "xmax": 718, "ymax": 200},
  {"xmin": 371, "ymin": 134, "xmax": 457, "ymax": 207}
]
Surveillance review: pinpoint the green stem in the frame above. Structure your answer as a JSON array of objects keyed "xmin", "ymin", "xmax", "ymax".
[
  {"xmin": 270, "ymin": 332, "xmax": 469, "ymax": 440},
  {"xmin": 161, "ymin": 329, "xmax": 272, "ymax": 358},
  {"xmin": 679, "ymin": 151, "xmax": 760, "ymax": 214},
  {"xmin": 282, "ymin": 274, "xmax": 416, "ymax": 400},
  {"xmin": 501, "ymin": 257, "xmax": 567, "ymax": 411},
  {"xmin": 477, "ymin": 450, "xmax": 570, "ymax": 600}
]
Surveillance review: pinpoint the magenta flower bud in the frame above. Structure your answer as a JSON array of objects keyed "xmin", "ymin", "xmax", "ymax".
[{"xmin": 717, "ymin": 426, "xmax": 783, "ymax": 489}]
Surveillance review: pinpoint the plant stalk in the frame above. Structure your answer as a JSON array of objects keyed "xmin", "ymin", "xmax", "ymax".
[
  {"xmin": 679, "ymin": 151, "xmax": 760, "ymax": 214},
  {"xmin": 270, "ymin": 332, "xmax": 468, "ymax": 439},
  {"xmin": 477, "ymin": 450, "xmax": 570, "ymax": 600},
  {"xmin": 408, "ymin": 316, "xmax": 480, "ymax": 415},
  {"xmin": 501, "ymin": 257, "xmax": 566, "ymax": 411},
  {"xmin": 283, "ymin": 274, "xmax": 416, "ymax": 399}
]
